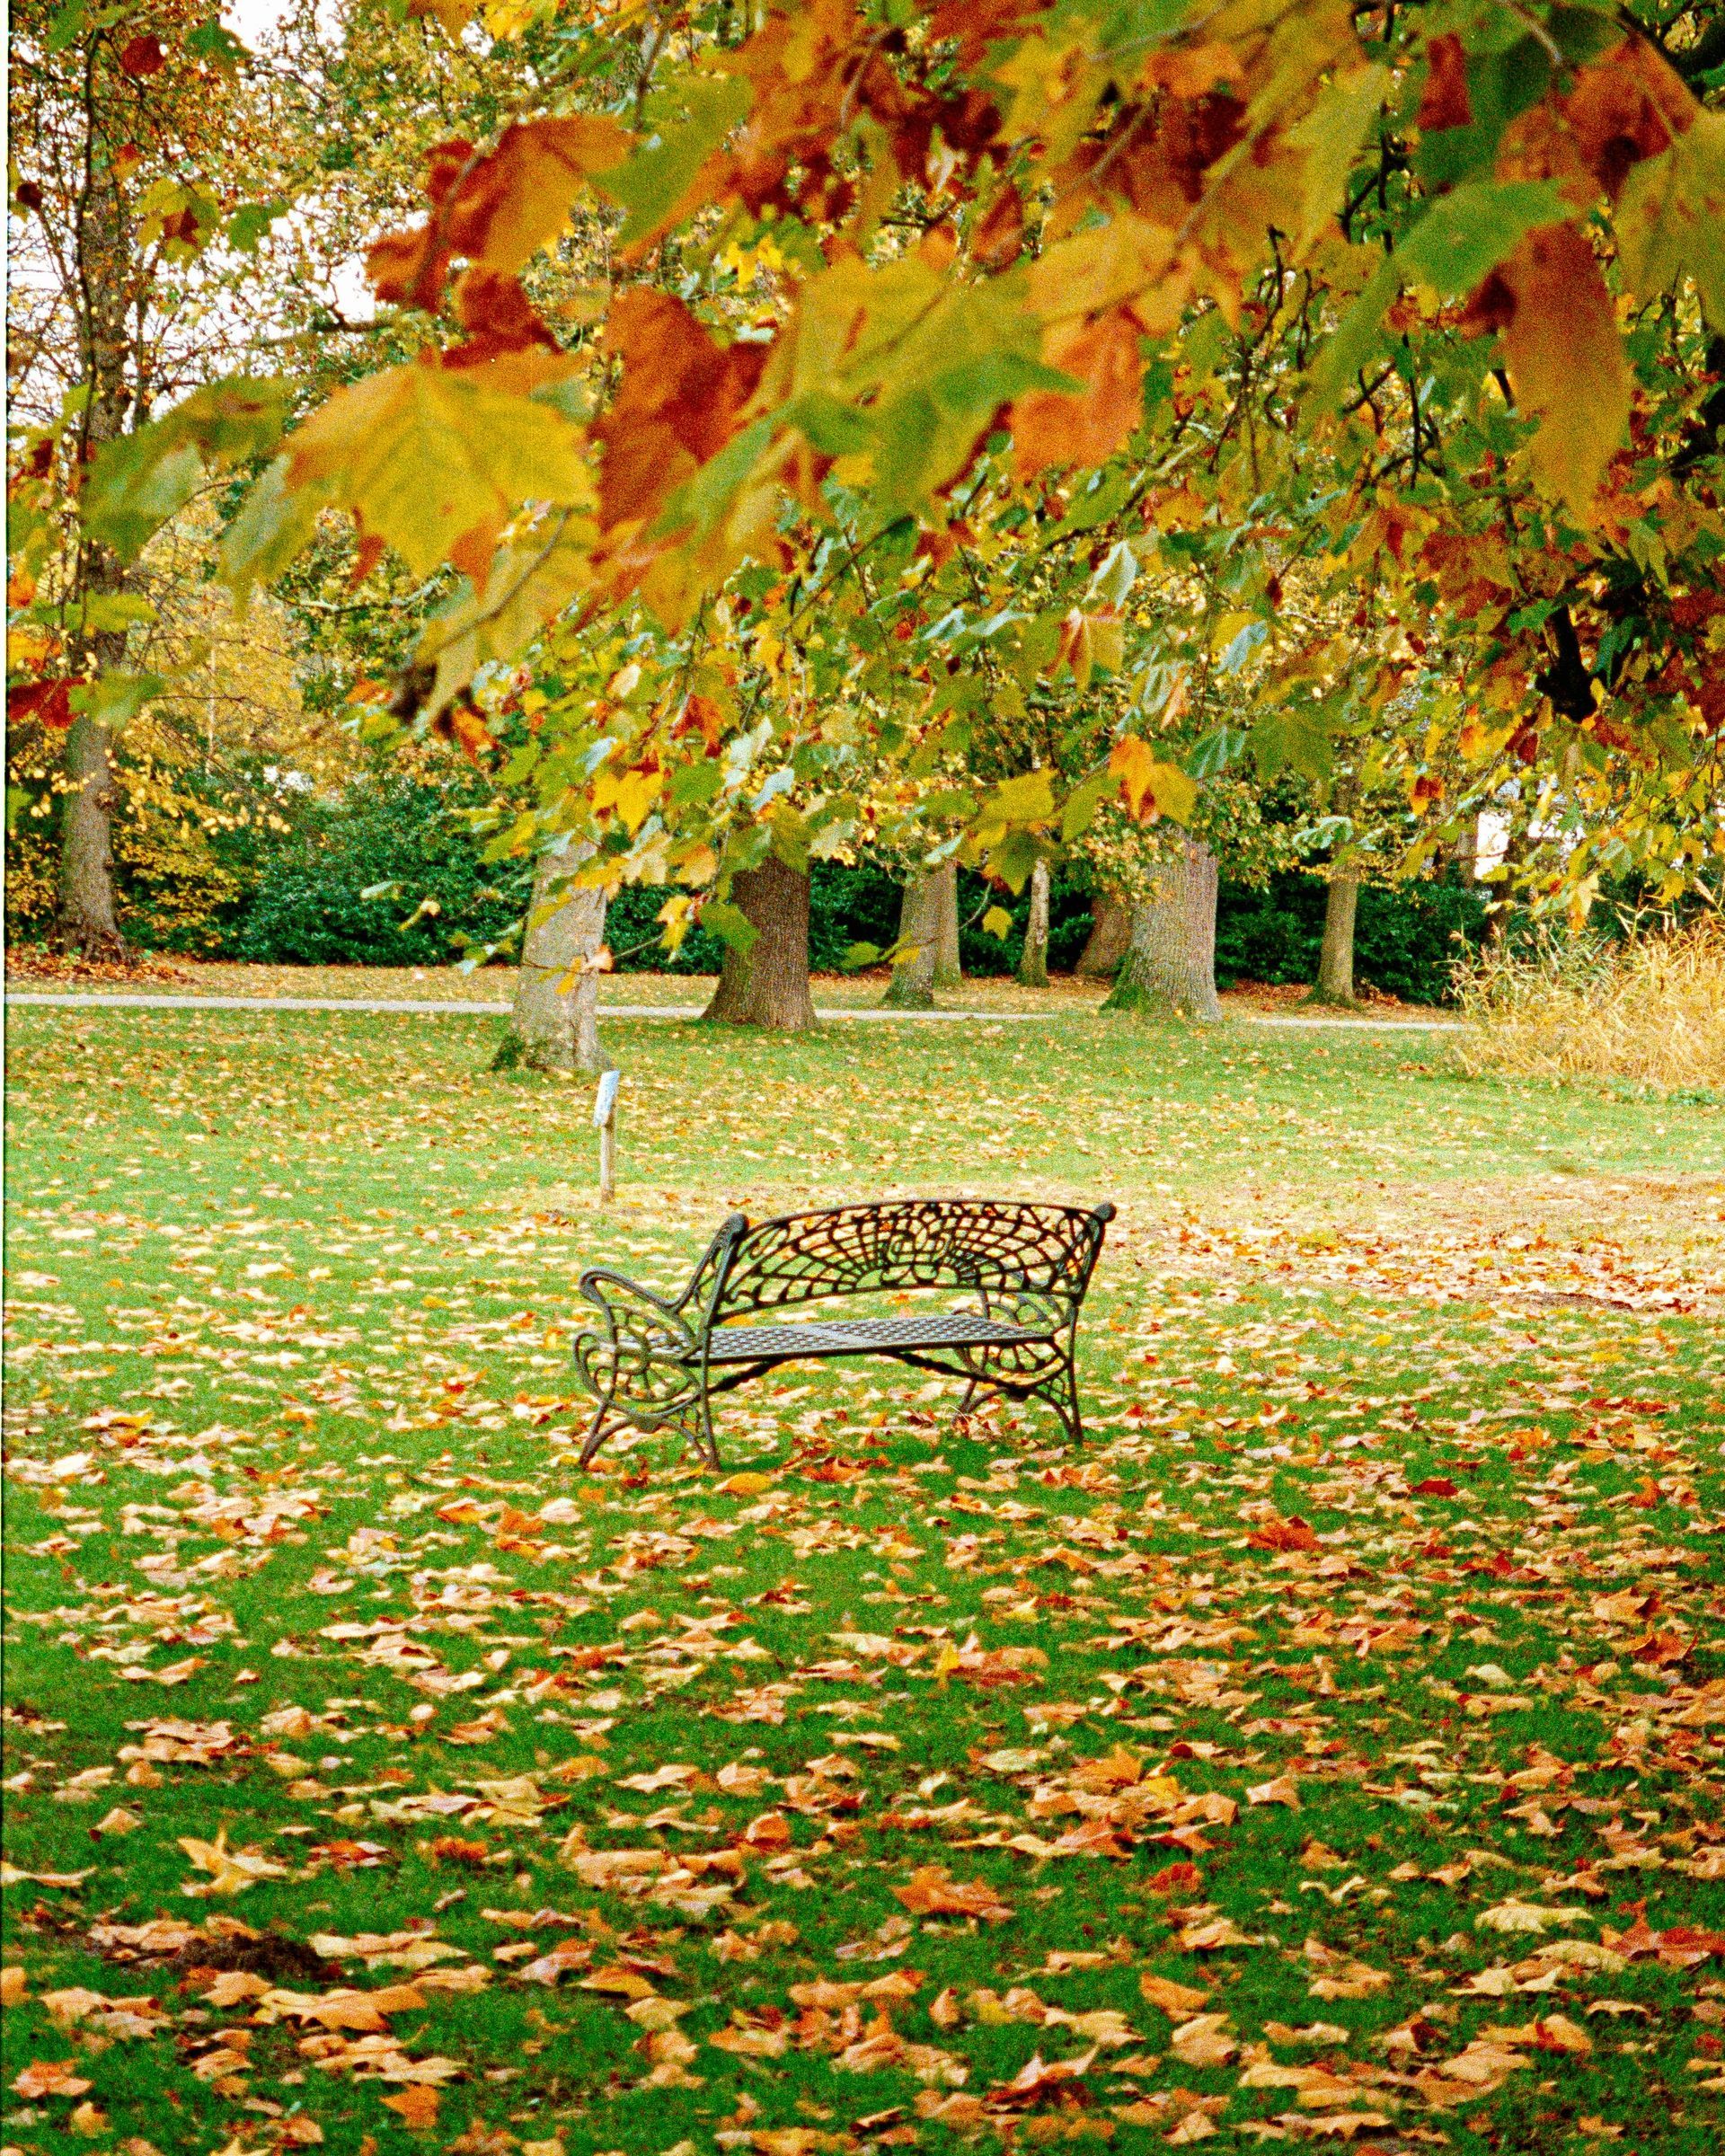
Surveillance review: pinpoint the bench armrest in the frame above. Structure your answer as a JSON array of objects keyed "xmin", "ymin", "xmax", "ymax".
[
  {"xmin": 573, "ymin": 1270, "xmax": 703, "ymax": 1418},
  {"xmin": 579, "ymin": 1266, "xmax": 695, "ymax": 1328}
]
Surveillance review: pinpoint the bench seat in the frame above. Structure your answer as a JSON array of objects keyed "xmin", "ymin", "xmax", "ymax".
[{"xmin": 699, "ymin": 1311, "xmax": 1048, "ymax": 1364}]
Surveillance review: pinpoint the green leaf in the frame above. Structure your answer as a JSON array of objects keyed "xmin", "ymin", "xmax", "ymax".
[
  {"xmin": 1400, "ymin": 180, "xmax": 1565, "ymax": 292},
  {"xmin": 227, "ymin": 199, "xmax": 288, "ymax": 252},
  {"xmin": 84, "ymin": 437, "xmax": 203, "ymax": 561},
  {"xmin": 80, "ymin": 591, "xmax": 156, "ymax": 632},
  {"xmin": 278, "ymin": 364, "xmax": 591, "ymax": 580},
  {"xmin": 985, "ymin": 827, "xmax": 1041, "ymax": 894},
  {"xmin": 1315, "ymin": 181, "xmax": 1564, "ymax": 398},
  {"xmin": 1187, "ymin": 727, "xmax": 1247, "ymax": 780},
  {"xmin": 45, "ymin": 0, "xmax": 86, "ymax": 53},
  {"xmin": 783, "ymin": 391, "xmax": 876, "ymax": 459},
  {"xmin": 1219, "ymin": 620, "xmax": 1268, "ymax": 674},
  {"xmin": 841, "ymin": 941, "xmax": 883, "ymax": 970},
  {"xmin": 1286, "ymin": 63, "xmax": 1390, "ymax": 257},
  {"xmin": 984, "ymin": 769, "xmax": 1057, "ymax": 827},
  {"xmin": 1060, "ymin": 768, "xmax": 1117, "ymax": 842},
  {"xmin": 86, "ymin": 377, "xmax": 292, "ymax": 562},
  {"xmin": 1089, "ymin": 540, "xmax": 1138, "ymax": 609},
  {"xmin": 185, "ymin": 17, "xmax": 251, "ymax": 69},
  {"xmin": 223, "ymin": 456, "xmax": 331, "ymax": 604},
  {"xmin": 1250, "ymin": 703, "xmax": 1334, "ymax": 784},
  {"xmin": 73, "ymin": 670, "xmax": 164, "ymax": 727},
  {"xmin": 1615, "ymin": 112, "xmax": 1725, "ymax": 331},
  {"xmin": 701, "ymin": 899, "xmax": 757, "ymax": 954},
  {"xmin": 602, "ymin": 74, "xmax": 752, "ymax": 250},
  {"xmin": 668, "ymin": 760, "xmax": 724, "ymax": 807}
]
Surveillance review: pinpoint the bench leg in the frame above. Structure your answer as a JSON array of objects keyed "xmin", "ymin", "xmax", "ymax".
[
  {"xmin": 1032, "ymin": 1360, "xmax": 1084, "ymax": 1445},
  {"xmin": 579, "ymin": 1404, "xmax": 623, "ymax": 1468},
  {"xmin": 957, "ymin": 1358, "xmax": 1083, "ymax": 1445},
  {"xmin": 692, "ymin": 1390, "xmax": 721, "ymax": 1471},
  {"xmin": 579, "ymin": 1397, "xmax": 721, "ymax": 1472}
]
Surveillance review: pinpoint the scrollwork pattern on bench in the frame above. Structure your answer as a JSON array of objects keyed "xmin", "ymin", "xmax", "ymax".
[{"xmin": 571, "ymin": 1198, "xmax": 1113, "ymax": 1468}]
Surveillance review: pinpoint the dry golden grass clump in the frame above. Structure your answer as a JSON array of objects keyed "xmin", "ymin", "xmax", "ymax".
[{"xmin": 1453, "ymin": 917, "xmax": 1725, "ymax": 1091}]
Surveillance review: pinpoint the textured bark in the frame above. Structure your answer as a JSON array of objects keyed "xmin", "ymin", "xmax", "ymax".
[
  {"xmin": 1075, "ymin": 888, "xmax": 1132, "ymax": 979},
  {"xmin": 56, "ymin": 715, "xmax": 125, "ymax": 955},
  {"xmin": 1103, "ymin": 837, "xmax": 1222, "ymax": 1021},
  {"xmin": 506, "ymin": 843, "xmax": 613, "ymax": 1072},
  {"xmin": 51, "ymin": 138, "xmax": 137, "ymax": 959},
  {"xmin": 1311, "ymin": 869, "xmax": 1360, "ymax": 1007},
  {"xmin": 1017, "ymin": 859, "xmax": 1050, "ymax": 987},
  {"xmin": 931, "ymin": 860, "xmax": 961, "ymax": 989},
  {"xmin": 881, "ymin": 871, "xmax": 938, "ymax": 1009},
  {"xmin": 703, "ymin": 854, "xmax": 817, "ymax": 1029}
]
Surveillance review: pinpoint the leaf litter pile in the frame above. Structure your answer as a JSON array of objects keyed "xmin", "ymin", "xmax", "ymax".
[{"xmin": 4, "ymin": 1006, "xmax": 1723, "ymax": 2156}]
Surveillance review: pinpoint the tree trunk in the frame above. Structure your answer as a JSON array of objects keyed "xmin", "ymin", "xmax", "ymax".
[
  {"xmin": 56, "ymin": 713, "xmax": 125, "ymax": 956},
  {"xmin": 932, "ymin": 861, "xmax": 961, "ymax": 989},
  {"xmin": 1310, "ymin": 869, "xmax": 1360, "ymax": 1007},
  {"xmin": 1017, "ymin": 859, "xmax": 1050, "ymax": 987},
  {"xmin": 1075, "ymin": 888, "xmax": 1132, "ymax": 979},
  {"xmin": 503, "ymin": 842, "xmax": 613, "ymax": 1072},
  {"xmin": 702, "ymin": 853, "xmax": 817, "ymax": 1029},
  {"xmin": 52, "ymin": 144, "xmax": 137, "ymax": 960},
  {"xmin": 881, "ymin": 871, "xmax": 938, "ymax": 1009},
  {"xmin": 1103, "ymin": 836, "xmax": 1222, "ymax": 1021}
]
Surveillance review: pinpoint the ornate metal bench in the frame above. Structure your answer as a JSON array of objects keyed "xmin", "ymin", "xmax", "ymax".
[{"xmin": 571, "ymin": 1197, "xmax": 1116, "ymax": 1468}]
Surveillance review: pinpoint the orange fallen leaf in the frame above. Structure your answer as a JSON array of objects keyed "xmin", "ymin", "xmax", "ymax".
[
  {"xmin": 1140, "ymin": 1972, "xmax": 1213, "ymax": 2015},
  {"xmin": 12, "ymin": 2059, "xmax": 92, "ymax": 2099},
  {"xmin": 892, "ymin": 1866, "xmax": 1013, "ymax": 1923},
  {"xmin": 382, "ymin": 2084, "xmax": 441, "ymax": 2130}
]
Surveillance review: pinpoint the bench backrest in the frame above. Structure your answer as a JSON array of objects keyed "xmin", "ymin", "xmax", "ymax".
[{"xmin": 692, "ymin": 1198, "xmax": 1114, "ymax": 1321}]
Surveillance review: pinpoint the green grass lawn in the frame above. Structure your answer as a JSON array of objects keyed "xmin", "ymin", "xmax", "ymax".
[{"xmin": 4, "ymin": 1006, "xmax": 1723, "ymax": 2156}]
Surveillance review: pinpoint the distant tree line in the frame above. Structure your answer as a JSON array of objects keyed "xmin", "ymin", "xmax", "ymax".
[{"xmin": 6, "ymin": 768, "xmax": 1491, "ymax": 1004}]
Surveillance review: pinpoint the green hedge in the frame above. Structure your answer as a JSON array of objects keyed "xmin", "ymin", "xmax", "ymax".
[
  {"xmin": 184, "ymin": 775, "xmax": 523, "ymax": 967},
  {"xmin": 1216, "ymin": 872, "xmax": 1489, "ymax": 1003},
  {"xmin": 165, "ymin": 778, "xmax": 1485, "ymax": 1004}
]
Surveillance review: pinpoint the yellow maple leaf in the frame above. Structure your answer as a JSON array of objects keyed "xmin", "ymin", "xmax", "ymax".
[
  {"xmin": 283, "ymin": 361, "xmax": 591, "ymax": 579},
  {"xmin": 1110, "ymin": 737, "xmax": 1197, "ymax": 821}
]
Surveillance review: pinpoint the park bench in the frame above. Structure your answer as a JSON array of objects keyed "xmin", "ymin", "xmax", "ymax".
[{"xmin": 571, "ymin": 1197, "xmax": 1116, "ymax": 1468}]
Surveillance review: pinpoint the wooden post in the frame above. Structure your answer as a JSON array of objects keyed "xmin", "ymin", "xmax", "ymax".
[{"xmin": 594, "ymin": 1068, "xmax": 620, "ymax": 1203}]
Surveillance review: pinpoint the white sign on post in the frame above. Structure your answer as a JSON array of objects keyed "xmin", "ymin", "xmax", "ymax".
[{"xmin": 594, "ymin": 1069, "xmax": 621, "ymax": 1203}]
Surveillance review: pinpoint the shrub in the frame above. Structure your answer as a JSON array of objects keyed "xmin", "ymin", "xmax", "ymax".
[
  {"xmin": 221, "ymin": 775, "xmax": 522, "ymax": 967},
  {"xmin": 1452, "ymin": 919, "xmax": 1725, "ymax": 1093},
  {"xmin": 603, "ymin": 863, "xmax": 1094, "ymax": 976},
  {"xmin": 1216, "ymin": 871, "xmax": 1488, "ymax": 1005}
]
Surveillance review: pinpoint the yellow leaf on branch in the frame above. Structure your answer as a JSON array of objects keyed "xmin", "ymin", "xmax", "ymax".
[
  {"xmin": 1110, "ymin": 737, "xmax": 1197, "ymax": 822},
  {"xmin": 283, "ymin": 360, "xmax": 592, "ymax": 579}
]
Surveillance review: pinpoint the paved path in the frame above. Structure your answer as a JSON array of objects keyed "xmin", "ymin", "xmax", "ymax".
[{"xmin": 6, "ymin": 990, "xmax": 1460, "ymax": 1029}]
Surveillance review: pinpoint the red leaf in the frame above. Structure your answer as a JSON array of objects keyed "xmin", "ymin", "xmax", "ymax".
[
  {"xmin": 1417, "ymin": 36, "xmax": 1472, "ymax": 132},
  {"xmin": 1561, "ymin": 38, "xmax": 1694, "ymax": 200},
  {"xmin": 1246, "ymin": 1515, "xmax": 1318, "ymax": 1551},
  {"xmin": 590, "ymin": 289, "xmax": 770, "ymax": 535},
  {"xmin": 13, "ymin": 2059, "xmax": 92, "ymax": 2099},
  {"xmin": 1013, "ymin": 306, "xmax": 1146, "ymax": 480},
  {"xmin": 119, "ymin": 34, "xmax": 166, "ymax": 77},
  {"xmin": 1410, "ymin": 1477, "xmax": 1459, "ymax": 1498},
  {"xmin": 7, "ymin": 680, "xmax": 73, "ymax": 730}
]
